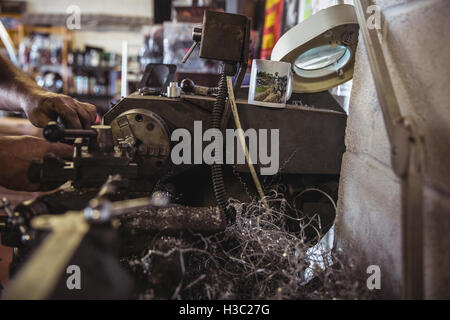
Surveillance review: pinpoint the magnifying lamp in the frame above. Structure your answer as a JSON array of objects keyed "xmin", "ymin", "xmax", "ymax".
[{"xmin": 271, "ymin": 4, "xmax": 359, "ymax": 93}]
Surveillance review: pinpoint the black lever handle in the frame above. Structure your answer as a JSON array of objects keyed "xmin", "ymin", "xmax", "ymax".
[
  {"xmin": 43, "ymin": 122, "xmax": 97, "ymax": 142},
  {"xmin": 180, "ymin": 78, "xmax": 218, "ymax": 96}
]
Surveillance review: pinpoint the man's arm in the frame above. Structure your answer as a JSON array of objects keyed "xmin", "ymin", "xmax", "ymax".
[
  {"xmin": 0, "ymin": 135, "xmax": 73, "ymax": 191},
  {"xmin": 0, "ymin": 54, "xmax": 97, "ymax": 128}
]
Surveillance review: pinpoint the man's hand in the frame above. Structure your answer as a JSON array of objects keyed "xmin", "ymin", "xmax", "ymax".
[
  {"xmin": 0, "ymin": 136, "xmax": 73, "ymax": 191},
  {"xmin": 24, "ymin": 92, "xmax": 97, "ymax": 129},
  {"xmin": 0, "ymin": 55, "xmax": 98, "ymax": 129}
]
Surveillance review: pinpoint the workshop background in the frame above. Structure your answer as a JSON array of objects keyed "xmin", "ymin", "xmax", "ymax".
[{"xmin": 0, "ymin": 0, "xmax": 449, "ymax": 299}]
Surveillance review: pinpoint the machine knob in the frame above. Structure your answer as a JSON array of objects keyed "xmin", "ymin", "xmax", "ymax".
[
  {"xmin": 180, "ymin": 78, "xmax": 195, "ymax": 93},
  {"xmin": 192, "ymin": 26, "xmax": 203, "ymax": 42},
  {"xmin": 43, "ymin": 121, "xmax": 98, "ymax": 142},
  {"xmin": 43, "ymin": 122, "xmax": 65, "ymax": 142},
  {"xmin": 180, "ymin": 78, "xmax": 218, "ymax": 96},
  {"xmin": 167, "ymin": 82, "xmax": 181, "ymax": 98}
]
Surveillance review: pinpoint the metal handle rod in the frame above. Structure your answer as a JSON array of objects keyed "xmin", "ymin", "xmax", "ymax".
[
  {"xmin": 226, "ymin": 76, "xmax": 268, "ymax": 209},
  {"xmin": 110, "ymin": 198, "xmax": 153, "ymax": 216},
  {"xmin": 182, "ymin": 41, "xmax": 199, "ymax": 64},
  {"xmin": 354, "ymin": 0, "xmax": 424, "ymax": 299},
  {"xmin": 0, "ymin": 20, "xmax": 18, "ymax": 65}
]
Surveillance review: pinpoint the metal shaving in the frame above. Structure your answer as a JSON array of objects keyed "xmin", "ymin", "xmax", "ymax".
[{"xmin": 124, "ymin": 187, "xmax": 374, "ymax": 300}]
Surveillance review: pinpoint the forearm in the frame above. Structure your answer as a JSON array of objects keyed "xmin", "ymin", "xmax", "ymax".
[
  {"xmin": 0, "ymin": 135, "xmax": 73, "ymax": 191},
  {"xmin": 0, "ymin": 136, "xmax": 36, "ymax": 190},
  {"xmin": 0, "ymin": 54, "xmax": 50, "ymax": 113},
  {"xmin": 0, "ymin": 54, "xmax": 97, "ymax": 129}
]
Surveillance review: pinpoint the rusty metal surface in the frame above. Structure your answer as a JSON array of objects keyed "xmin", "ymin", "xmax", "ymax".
[
  {"xmin": 120, "ymin": 205, "xmax": 225, "ymax": 236},
  {"xmin": 104, "ymin": 94, "xmax": 347, "ymax": 175},
  {"xmin": 199, "ymin": 11, "xmax": 248, "ymax": 62},
  {"xmin": 110, "ymin": 108, "xmax": 171, "ymax": 176}
]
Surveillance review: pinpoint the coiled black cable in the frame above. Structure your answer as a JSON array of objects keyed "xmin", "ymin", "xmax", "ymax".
[{"xmin": 210, "ymin": 71, "xmax": 228, "ymax": 216}]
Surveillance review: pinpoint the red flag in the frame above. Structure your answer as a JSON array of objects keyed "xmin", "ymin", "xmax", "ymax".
[{"xmin": 260, "ymin": 0, "xmax": 284, "ymax": 59}]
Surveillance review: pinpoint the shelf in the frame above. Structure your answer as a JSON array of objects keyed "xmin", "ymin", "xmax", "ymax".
[
  {"xmin": 72, "ymin": 94, "xmax": 113, "ymax": 99},
  {"xmin": 23, "ymin": 26, "xmax": 73, "ymax": 95},
  {"xmin": 71, "ymin": 65, "xmax": 119, "ymax": 72}
]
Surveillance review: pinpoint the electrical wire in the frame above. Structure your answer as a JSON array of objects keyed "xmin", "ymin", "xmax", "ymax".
[
  {"xmin": 226, "ymin": 76, "xmax": 269, "ymax": 209},
  {"xmin": 209, "ymin": 73, "xmax": 229, "ymax": 215}
]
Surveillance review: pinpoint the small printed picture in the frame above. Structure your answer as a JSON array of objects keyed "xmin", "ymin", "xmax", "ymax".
[{"xmin": 254, "ymin": 71, "xmax": 288, "ymax": 104}]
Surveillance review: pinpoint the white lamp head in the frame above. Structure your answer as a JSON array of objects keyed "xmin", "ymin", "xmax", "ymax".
[{"xmin": 271, "ymin": 4, "xmax": 359, "ymax": 93}]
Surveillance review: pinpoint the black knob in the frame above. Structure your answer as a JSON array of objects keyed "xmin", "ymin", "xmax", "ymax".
[
  {"xmin": 43, "ymin": 122, "xmax": 65, "ymax": 142},
  {"xmin": 192, "ymin": 27, "xmax": 202, "ymax": 42},
  {"xmin": 28, "ymin": 159, "xmax": 43, "ymax": 184},
  {"xmin": 180, "ymin": 78, "xmax": 195, "ymax": 93},
  {"xmin": 43, "ymin": 121, "xmax": 97, "ymax": 142}
]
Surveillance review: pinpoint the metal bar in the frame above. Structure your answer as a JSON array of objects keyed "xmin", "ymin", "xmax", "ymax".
[
  {"xmin": 121, "ymin": 40, "xmax": 128, "ymax": 97},
  {"xmin": 0, "ymin": 19, "xmax": 18, "ymax": 65},
  {"xmin": 226, "ymin": 76, "xmax": 268, "ymax": 208},
  {"xmin": 401, "ymin": 145, "xmax": 424, "ymax": 299},
  {"xmin": 111, "ymin": 198, "xmax": 153, "ymax": 216},
  {"xmin": 354, "ymin": 0, "xmax": 424, "ymax": 299},
  {"xmin": 354, "ymin": 0, "xmax": 403, "ymax": 145},
  {"xmin": 4, "ymin": 213, "xmax": 89, "ymax": 300}
]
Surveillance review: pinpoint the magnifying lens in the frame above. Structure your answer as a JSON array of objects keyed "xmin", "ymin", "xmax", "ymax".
[{"xmin": 271, "ymin": 4, "xmax": 359, "ymax": 93}]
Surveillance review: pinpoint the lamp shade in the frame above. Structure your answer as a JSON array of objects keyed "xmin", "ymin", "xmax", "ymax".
[{"xmin": 271, "ymin": 4, "xmax": 359, "ymax": 93}]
